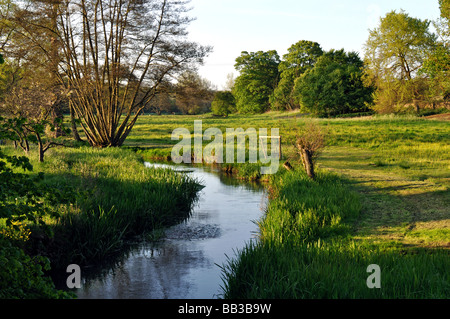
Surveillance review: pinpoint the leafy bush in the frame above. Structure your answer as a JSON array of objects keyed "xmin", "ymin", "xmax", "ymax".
[
  {"xmin": 294, "ymin": 49, "xmax": 374, "ymax": 116},
  {"xmin": 0, "ymin": 150, "xmax": 73, "ymax": 299},
  {"xmin": 211, "ymin": 91, "xmax": 236, "ymax": 117},
  {"xmin": 0, "ymin": 238, "xmax": 73, "ymax": 299}
]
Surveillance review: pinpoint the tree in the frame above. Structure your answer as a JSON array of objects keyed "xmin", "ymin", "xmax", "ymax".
[
  {"xmin": 432, "ymin": 0, "xmax": 450, "ymax": 44},
  {"xmin": 271, "ymin": 40, "xmax": 323, "ymax": 110},
  {"xmin": 420, "ymin": 0, "xmax": 450, "ymax": 102},
  {"xmin": 2, "ymin": 0, "xmax": 211, "ymax": 147},
  {"xmin": 294, "ymin": 49, "xmax": 374, "ymax": 116},
  {"xmin": 0, "ymin": 0, "xmax": 68, "ymax": 138},
  {"xmin": 145, "ymin": 82, "xmax": 176, "ymax": 115},
  {"xmin": 175, "ymin": 71, "xmax": 215, "ymax": 115},
  {"xmin": 211, "ymin": 91, "xmax": 236, "ymax": 117},
  {"xmin": 0, "ymin": 81, "xmax": 69, "ymax": 162},
  {"xmin": 421, "ymin": 43, "xmax": 450, "ymax": 101},
  {"xmin": 233, "ymin": 50, "xmax": 280, "ymax": 114},
  {"xmin": 364, "ymin": 10, "xmax": 437, "ymax": 113},
  {"xmin": 224, "ymin": 72, "xmax": 235, "ymax": 91},
  {"xmin": 293, "ymin": 121, "xmax": 325, "ymax": 180}
]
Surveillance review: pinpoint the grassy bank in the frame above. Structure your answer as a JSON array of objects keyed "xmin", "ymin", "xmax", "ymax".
[
  {"xmin": 126, "ymin": 112, "xmax": 449, "ymax": 298},
  {"xmin": 2, "ymin": 111, "xmax": 448, "ymax": 298},
  {"xmin": 219, "ymin": 169, "xmax": 449, "ymax": 298},
  {"xmin": 0, "ymin": 145, "xmax": 202, "ymax": 297}
]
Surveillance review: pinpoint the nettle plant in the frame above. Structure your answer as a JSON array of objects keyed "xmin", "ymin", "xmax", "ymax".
[{"xmin": 0, "ymin": 148, "xmax": 75, "ymax": 232}]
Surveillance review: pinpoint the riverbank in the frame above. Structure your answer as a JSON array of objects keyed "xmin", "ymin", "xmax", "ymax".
[
  {"xmin": 219, "ymin": 167, "xmax": 449, "ymax": 298},
  {"xmin": 0, "ymin": 146, "xmax": 202, "ymax": 298},
  {"xmin": 129, "ymin": 113, "xmax": 449, "ymax": 298},
  {"xmin": 1, "ymin": 112, "xmax": 448, "ymax": 298},
  {"xmin": 75, "ymin": 162, "xmax": 266, "ymax": 299}
]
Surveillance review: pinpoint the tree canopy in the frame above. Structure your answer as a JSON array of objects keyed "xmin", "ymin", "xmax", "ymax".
[
  {"xmin": 211, "ymin": 91, "xmax": 236, "ymax": 117},
  {"xmin": 364, "ymin": 10, "xmax": 437, "ymax": 112},
  {"xmin": 271, "ymin": 40, "xmax": 323, "ymax": 111},
  {"xmin": 233, "ymin": 50, "xmax": 280, "ymax": 114},
  {"xmin": 294, "ymin": 49, "xmax": 374, "ymax": 116}
]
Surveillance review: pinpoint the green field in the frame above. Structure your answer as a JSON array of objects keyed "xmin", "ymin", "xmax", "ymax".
[
  {"xmin": 125, "ymin": 112, "xmax": 449, "ymax": 298},
  {"xmin": 125, "ymin": 112, "xmax": 449, "ymax": 250},
  {"xmin": 1, "ymin": 111, "xmax": 449, "ymax": 298}
]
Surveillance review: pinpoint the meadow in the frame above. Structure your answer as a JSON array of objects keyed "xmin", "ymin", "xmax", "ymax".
[
  {"xmin": 1, "ymin": 111, "xmax": 448, "ymax": 298},
  {"xmin": 125, "ymin": 112, "xmax": 449, "ymax": 298}
]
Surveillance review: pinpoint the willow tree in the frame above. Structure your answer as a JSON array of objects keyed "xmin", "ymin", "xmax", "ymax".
[
  {"xmin": 4, "ymin": 0, "xmax": 210, "ymax": 147},
  {"xmin": 364, "ymin": 10, "xmax": 436, "ymax": 113},
  {"xmin": 62, "ymin": 0, "xmax": 211, "ymax": 146}
]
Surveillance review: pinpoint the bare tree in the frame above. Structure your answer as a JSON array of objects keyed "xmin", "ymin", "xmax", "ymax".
[
  {"xmin": 145, "ymin": 81, "xmax": 176, "ymax": 115},
  {"xmin": 175, "ymin": 70, "xmax": 215, "ymax": 114},
  {"xmin": 59, "ymin": 0, "xmax": 210, "ymax": 146},
  {"xmin": 293, "ymin": 121, "xmax": 325, "ymax": 180},
  {"xmin": 2, "ymin": 0, "xmax": 210, "ymax": 147}
]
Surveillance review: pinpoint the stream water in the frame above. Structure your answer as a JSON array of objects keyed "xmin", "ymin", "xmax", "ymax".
[{"xmin": 74, "ymin": 162, "xmax": 267, "ymax": 299}]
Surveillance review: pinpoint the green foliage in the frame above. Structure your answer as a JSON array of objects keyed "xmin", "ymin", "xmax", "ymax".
[
  {"xmin": 294, "ymin": 49, "xmax": 374, "ymax": 116},
  {"xmin": 440, "ymin": 0, "xmax": 450, "ymax": 21},
  {"xmin": 421, "ymin": 1, "xmax": 450, "ymax": 101},
  {"xmin": 364, "ymin": 10, "xmax": 437, "ymax": 113},
  {"xmin": 233, "ymin": 50, "xmax": 280, "ymax": 114},
  {"xmin": 211, "ymin": 91, "xmax": 236, "ymax": 117},
  {"xmin": 0, "ymin": 148, "xmax": 74, "ymax": 299},
  {"xmin": 0, "ymin": 148, "xmax": 74, "ymax": 228},
  {"xmin": 271, "ymin": 41, "xmax": 323, "ymax": 110},
  {"xmin": 422, "ymin": 43, "xmax": 450, "ymax": 79},
  {"xmin": 0, "ymin": 238, "xmax": 73, "ymax": 299}
]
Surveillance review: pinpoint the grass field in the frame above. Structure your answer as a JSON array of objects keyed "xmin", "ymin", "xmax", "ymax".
[
  {"xmin": 125, "ymin": 112, "xmax": 449, "ymax": 246},
  {"xmin": 1, "ymin": 111, "xmax": 448, "ymax": 298},
  {"xmin": 124, "ymin": 112, "xmax": 449, "ymax": 298}
]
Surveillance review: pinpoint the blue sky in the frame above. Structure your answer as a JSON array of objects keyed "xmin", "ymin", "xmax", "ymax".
[{"xmin": 186, "ymin": 0, "xmax": 441, "ymax": 89}]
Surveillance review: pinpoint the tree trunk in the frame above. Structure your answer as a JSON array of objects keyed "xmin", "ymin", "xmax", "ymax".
[
  {"xmin": 38, "ymin": 143, "xmax": 44, "ymax": 162},
  {"xmin": 413, "ymin": 100, "xmax": 420, "ymax": 113},
  {"xmin": 69, "ymin": 102, "xmax": 82, "ymax": 142},
  {"xmin": 51, "ymin": 107, "xmax": 64, "ymax": 138},
  {"xmin": 301, "ymin": 148, "xmax": 315, "ymax": 180}
]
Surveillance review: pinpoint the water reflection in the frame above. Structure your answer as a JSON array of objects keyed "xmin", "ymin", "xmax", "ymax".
[{"xmin": 75, "ymin": 163, "xmax": 267, "ymax": 299}]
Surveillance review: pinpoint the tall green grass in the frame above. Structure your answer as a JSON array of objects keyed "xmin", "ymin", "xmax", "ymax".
[
  {"xmin": 219, "ymin": 168, "xmax": 449, "ymax": 299},
  {"xmin": 220, "ymin": 239, "xmax": 449, "ymax": 299},
  {"xmin": 3, "ymin": 146, "xmax": 203, "ymax": 269},
  {"xmin": 259, "ymin": 171, "xmax": 361, "ymax": 245}
]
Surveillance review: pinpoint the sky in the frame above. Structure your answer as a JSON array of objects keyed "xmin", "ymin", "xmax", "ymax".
[{"xmin": 185, "ymin": 0, "xmax": 441, "ymax": 89}]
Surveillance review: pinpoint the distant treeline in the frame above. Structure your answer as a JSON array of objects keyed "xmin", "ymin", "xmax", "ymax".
[{"xmin": 210, "ymin": 1, "xmax": 450, "ymax": 117}]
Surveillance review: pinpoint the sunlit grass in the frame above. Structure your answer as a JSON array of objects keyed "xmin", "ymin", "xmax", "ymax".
[
  {"xmin": 125, "ymin": 112, "xmax": 449, "ymax": 298},
  {"xmin": 1, "ymin": 145, "xmax": 203, "ymax": 269}
]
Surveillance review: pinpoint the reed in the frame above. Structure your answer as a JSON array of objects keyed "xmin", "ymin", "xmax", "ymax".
[
  {"xmin": 2, "ymin": 146, "xmax": 203, "ymax": 269},
  {"xmin": 219, "ymin": 168, "xmax": 449, "ymax": 299}
]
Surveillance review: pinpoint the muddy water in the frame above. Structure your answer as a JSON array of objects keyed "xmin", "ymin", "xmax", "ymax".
[{"xmin": 74, "ymin": 163, "xmax": 267, "ymax": 299}]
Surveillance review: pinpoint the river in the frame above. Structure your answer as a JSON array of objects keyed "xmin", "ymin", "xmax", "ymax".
[{"xmin": 74, "ymin": 162, "xmax": 267, "ymax": 299}]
